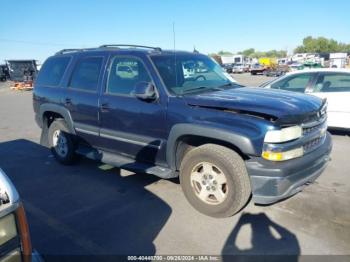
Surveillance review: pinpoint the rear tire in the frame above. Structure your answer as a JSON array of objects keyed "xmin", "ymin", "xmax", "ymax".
[
  {"xmin": 48, "ymin": 119, "xmax": 78, "ymax": 165},
  {"xmin": 180, "ymin": 144, "xmax": 251, "ymax": 218}
]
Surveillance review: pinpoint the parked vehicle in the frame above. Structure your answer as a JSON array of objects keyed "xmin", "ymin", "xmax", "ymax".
[
  {"xmin": 6, "ymin": 60, "xmax": 38, "ymax": 82},
  {"xmin": 232, "ymin": 63, "xmax": 245, "ymax": 73},
  {"xmin": 260, "ymin": 68, "xmax": 350, "ymax": 130},
  {"xmin": 329, "ymin": 53, "xmax": 348, "ymax": 68},
  {"xmin": 0, "ymin": 70, "xmax": 6, "ymax": 82},
  {"xmin": 33, "ymin": 45, "xmax": 332, "ymax": 217},
  {"xmin": 250, "ymin": 63, "xmax": 266, "ymax": 75},
  {"xmin": 222, "ymin": 63, "xmax": 233, "ymax": 73},
  {"xmin": 288, "ymin": 62, "xmax": 304, "ymax": 72},
  {"xmin": 264, "ymin": 65, "xmax": 289, "ymax": 77},
  {"xmin": 221, "ymin": 56, "xmax": 235, "ymax": 65},
  {"xmin": 0, "ymin": 168, "xmax": 42, "ymax": 261},
  {"xmin": 264, "ymin": 68, "xmax": 285, "ymax": 77},
  {"xmin": 258, "ymin": 57, "xmax": 277, "ymax": 68},
  {"xmin": 0, "ymin": 65, "xmax": 9, "ymax": 82}
]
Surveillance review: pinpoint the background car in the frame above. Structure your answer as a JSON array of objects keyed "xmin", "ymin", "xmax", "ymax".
[
  {"xmin": 250, "ymin": 63, "xmax": 266, "ymax": 75},
  {"xmin": 260, "ymin": 68, "xmax": 350, "ymax": 130},
  {"xmin": 232, "ymin": 63, "xmax": 245, "ymax": 73},
  {"xmin": 222, "ymin": 63, "xmax": 233, "ymax": 73}
]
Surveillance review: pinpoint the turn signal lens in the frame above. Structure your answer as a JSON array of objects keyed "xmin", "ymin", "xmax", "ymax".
[
  {"xmin": 262, "ymin": 147, "xmax": 304, "ymax": 161},
  {"xmin": 16, "ymin": 204, "xmax": 32, "ymax": 260}
]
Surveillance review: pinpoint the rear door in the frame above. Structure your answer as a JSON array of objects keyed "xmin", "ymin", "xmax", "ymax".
[
  {"xmin": 310, "ymin": 72, "xmax": 350, "ymax": 129},
  {"xmin": 63, "ymin": 54, "xmax": 107, "ymax": 146}
]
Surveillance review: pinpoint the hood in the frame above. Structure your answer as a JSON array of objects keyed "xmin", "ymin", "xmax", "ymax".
[{"xmin": 183, "ymin": 87, "xmax": 325, "ymax": 125}]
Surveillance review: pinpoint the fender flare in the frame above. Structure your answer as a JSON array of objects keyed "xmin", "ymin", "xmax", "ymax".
[
  {"xmin": 166, "ymin": 123, "xmax": 258, "ymax": 170},
  {"xmin": 39, "ymin": 103, "xmax": 76, "ymax": 134}
]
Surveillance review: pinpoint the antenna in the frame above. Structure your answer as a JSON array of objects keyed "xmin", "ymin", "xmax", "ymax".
[
  {"xmin": 173, "ymin": 22, "xmax": 178, "ymax": 88},
  {"xmin": 173, "ymin": 22, "xmax": 176, "ymax": 52}
]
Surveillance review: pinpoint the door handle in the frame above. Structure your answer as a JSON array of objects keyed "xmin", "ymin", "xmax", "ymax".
[
  {"xmin": 64, "ymin": 98, "xmax": 72, "ymax": 106},
  {"xmin": 100, "ymin": 102, "xmax": 110, "ymax": 112}
]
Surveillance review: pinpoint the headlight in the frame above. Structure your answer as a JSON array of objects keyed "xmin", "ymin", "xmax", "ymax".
[
  {"xmin": 264, "ymin": 125, "xmax": 302, "ymax": 143},
  {"xmin": 262, "ymin": 147, "xmax": 304, "ymax": 161},
  {"xmin": 0, "ymin": 213, "xmax": 17, "ymax": 246}
]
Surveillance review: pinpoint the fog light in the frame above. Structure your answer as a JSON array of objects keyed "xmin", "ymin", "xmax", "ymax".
[
  {"xmin": 0, "ymin": 213, "xmax": 17, "ymax": 246},
  {"xmin": 262, "ymin": 147, "xmax": 304, "ymax": 161}
]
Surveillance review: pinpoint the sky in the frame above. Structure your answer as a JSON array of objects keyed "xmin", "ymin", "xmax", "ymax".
[{"xmin": 1, "ymin": 0, "xmax": 350, "ymax": 63}]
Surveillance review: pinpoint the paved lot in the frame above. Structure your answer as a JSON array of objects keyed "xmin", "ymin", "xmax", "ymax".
[{"xmin": 0, "ymin": 75, "xmax": 349, "ymax": 259}]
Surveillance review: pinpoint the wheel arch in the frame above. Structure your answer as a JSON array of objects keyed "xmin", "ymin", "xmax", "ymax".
[
  {"xmin": 167, "ymin": 124, "xmax": 258, "ymax": 171},
  {"xmin": 39, "ymin": 103, "xmax": 75, "ymax": 134}
]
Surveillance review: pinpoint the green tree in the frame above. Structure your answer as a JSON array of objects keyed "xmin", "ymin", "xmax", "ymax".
[
  {"xmin": 235, "ymin": 49, "xmax": 287, "ymax": 58},
  {"xmin": 238, "ymin": 48, "xmax": 255, "ymax": 57},
  {"xmin": 294, "ymin": 36, "xmax": 350, "ymax": 53},
  {"xmin": 218, "ymin": 50, "xmax": 233, "ymax": 56}
]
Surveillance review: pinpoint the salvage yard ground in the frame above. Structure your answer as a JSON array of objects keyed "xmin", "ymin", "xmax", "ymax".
[{"xmin": 0, "ymin": 74, "xmax": 349, "ymax": 259}]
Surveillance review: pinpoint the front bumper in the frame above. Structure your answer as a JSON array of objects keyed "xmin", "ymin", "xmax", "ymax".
[
  {"xmin": 32, "ymin": 250, "xmax": 45, "ymax": 262},
  {"xmin": 246, "ymin": 132, "xmax": 332, "ymax": 204}
]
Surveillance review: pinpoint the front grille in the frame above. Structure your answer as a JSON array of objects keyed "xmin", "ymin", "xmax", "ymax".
[
  {"xmin": 303, "ymin": 136, "xmax": 323, "ymax": 152},
  {"xmin": 303, "ymin": 122, "xmax": 324, "ymax": 135},
  {"xmin": 301, "ymin": 115, "xmax": 327, "ymax": 154}
]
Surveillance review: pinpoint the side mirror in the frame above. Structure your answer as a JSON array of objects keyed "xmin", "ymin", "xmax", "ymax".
[{"xmin": 133, "ymin": 82, "xmax": 157, "ymax": 101}]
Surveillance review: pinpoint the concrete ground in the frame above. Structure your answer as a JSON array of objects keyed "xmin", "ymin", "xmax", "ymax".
[{"xmin": 0, "ymin": 75, "xmax": 349, "ymax": 260}]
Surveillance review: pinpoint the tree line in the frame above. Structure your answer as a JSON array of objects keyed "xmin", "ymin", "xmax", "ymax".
[
  {"xmin": 294, "ymin": 36, "xmax": 350, "ymax": 53},
  {"xmin": 211, "ymin": 36, "xmax": 350, "ymax": 58}
]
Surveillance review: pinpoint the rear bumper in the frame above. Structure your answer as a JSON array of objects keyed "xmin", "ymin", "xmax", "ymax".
[{"xmin": 246, "ymin": 132, "xmax": 332, "ymax": 204}]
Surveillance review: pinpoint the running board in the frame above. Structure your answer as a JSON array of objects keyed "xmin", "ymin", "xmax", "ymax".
[{"xmin": 76, "ymin": 146, "xmax": 177, "ymax": 179}]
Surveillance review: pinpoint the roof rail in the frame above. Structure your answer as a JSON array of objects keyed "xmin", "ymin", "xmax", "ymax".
[
  {"xmin": 55, "ymin": 49, "xmax": 82, "ymax": 55},
  {"xmin": 55, "ymin": 48, "xmax": 97, "ymax": 55},
  {"xmin": 99, "ymin": 44, "xmax": 162, "ymax": 52}
]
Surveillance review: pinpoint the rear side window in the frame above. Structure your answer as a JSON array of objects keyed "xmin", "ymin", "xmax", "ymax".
[
  {"xmin": 271, "ymin": 73, "xmax": 313, "ymax": 93},
  {"xmin": 314, "ymin": 73, "xmax": 350, "ymax": 92},
  {"xmin": 69, "ymin": 57, "xmax": 103, "ymax": 92},
  {"xmin": 36, "ymin": 57, "xmax": 70, "ymax": 86}
]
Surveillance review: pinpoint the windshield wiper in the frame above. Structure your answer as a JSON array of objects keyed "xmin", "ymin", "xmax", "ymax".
[
  {"xmin": 182, "ymin": 86, "xmax": 212, "ymax": 94},
  {"xmin": 182, "ymin": 83, "xmax": 242, "ymax": 95},
  {"xmin": 218, "ymin": 82, "xmax": 244, "ymax": 89}
]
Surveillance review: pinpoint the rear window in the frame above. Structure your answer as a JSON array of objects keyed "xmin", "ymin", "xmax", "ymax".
[
  {"xmin": 69, "ymin": 57, "xmax": 103, "ymax": 92},
  {"xmin": 36, "ymin": 57, "xmax": 71, "ymax": 86}
]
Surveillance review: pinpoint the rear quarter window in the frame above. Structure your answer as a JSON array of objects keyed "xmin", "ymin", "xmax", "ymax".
[
  {"xmin": 36, "ymin": 56, "xmax": 71, "ymax": 86},
  {"xmin": 314, "ymin": 73, "xmax": 350, "ymax": 92}
]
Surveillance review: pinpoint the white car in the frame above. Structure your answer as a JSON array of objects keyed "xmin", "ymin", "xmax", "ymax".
[
  {"xmin": 260, "ymin": 68, "xmax": 350, "ymax": 130},
  {"xmin": 232, "ymin": 63, "xmax": 245, "ymax": 73}
]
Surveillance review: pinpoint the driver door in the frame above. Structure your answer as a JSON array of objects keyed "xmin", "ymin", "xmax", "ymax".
[
  {"xmin": 99, "ymin": 55, "xmax": 167, "ymax": 165},
  {"xmin": 270, "ymin": 73, "xmax": 316, "ymax": 93}
]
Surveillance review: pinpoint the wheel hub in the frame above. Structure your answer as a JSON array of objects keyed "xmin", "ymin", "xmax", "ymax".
[
  {"xmin": 52, "ymin": 130, "xmax": 68, "ymax": 157},
  {"xmin": 190, "ymin": 162, "xmax": 228, "ymax": 205}
]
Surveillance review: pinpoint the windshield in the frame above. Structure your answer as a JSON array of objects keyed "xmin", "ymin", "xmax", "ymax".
[{"xmin": 150, "ymin": 53, "xmax": 238, "ymax": 95}]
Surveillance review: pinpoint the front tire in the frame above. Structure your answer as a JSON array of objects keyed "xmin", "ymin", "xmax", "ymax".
[
  {"xmin": 48, "ymin": 119, "xmax": 77, "ymax": 165},
  {"xmin": 180, "ymin": 144, "xmax": 251, "ymax": 218}
]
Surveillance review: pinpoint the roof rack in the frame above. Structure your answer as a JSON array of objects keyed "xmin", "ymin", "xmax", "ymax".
[
  {"xmin": 99, "ymin": 44, "xmax": 162, "ymax": 52},
  {"xmin": 55, "ymin": 48, "xmax": 92, "ymax": 55}
]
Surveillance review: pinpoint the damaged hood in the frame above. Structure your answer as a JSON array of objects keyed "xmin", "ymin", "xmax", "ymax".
[{"xmin": 183, "ymin": 87, "xmax": 324, "ymax": 125}]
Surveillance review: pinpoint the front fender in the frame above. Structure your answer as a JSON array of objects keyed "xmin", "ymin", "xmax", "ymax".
[{"xmin": 166, "ymin": 123, "xmax": 261, "ymax": 169}]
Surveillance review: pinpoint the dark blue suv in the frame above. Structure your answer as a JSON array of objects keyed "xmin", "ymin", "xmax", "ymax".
[{"xmin": 33, "ymin": 45, "xmax": 332, "ymax": 217}]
